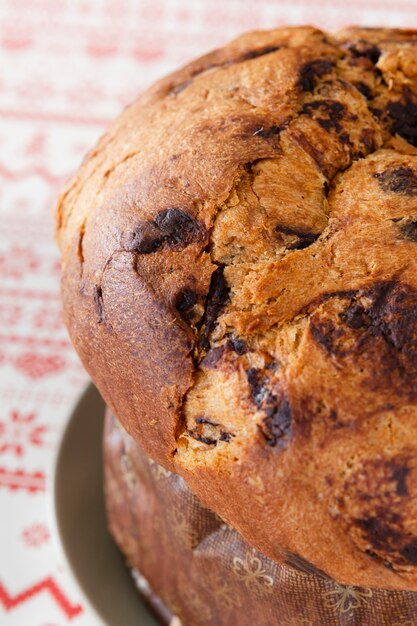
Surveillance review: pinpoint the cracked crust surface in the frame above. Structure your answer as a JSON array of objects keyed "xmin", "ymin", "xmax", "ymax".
[{"xmin": 57, "ymin": 26, "xmax": 417, "ymax": 590}]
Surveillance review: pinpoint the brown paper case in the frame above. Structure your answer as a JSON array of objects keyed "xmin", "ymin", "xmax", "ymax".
[{"xmin": 103, "ymin": 410, "xmax": 417, "ymax": 626}]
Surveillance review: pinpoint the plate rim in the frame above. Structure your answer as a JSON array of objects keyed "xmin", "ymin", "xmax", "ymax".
[
  {"xmin": 48, "ymin": 382, "xmax": 159, "ymax": 626},
  {"xmin": 48, "ymin": 382, "xmax": 107, "ymax": 625}
]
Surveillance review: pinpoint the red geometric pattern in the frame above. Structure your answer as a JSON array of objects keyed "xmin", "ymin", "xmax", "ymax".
[
  {"xmin": 0, "ymin": 467, "xmax": 45, "ymax": 492},
  {"xmin": 0, "ymin": 577, "xmax": 83, "ymax": 619},
  {"xmin": 13, "ymin": 352, "xmax": 66, "ymax": 379},
  {"xmin": 0, "ymin": 410, "xmax": 47, "ymax": 456}
]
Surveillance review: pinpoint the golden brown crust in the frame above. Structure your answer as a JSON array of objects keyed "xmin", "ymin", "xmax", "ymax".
[{"xmin": 57, "ymin": 26, "xmax": 417, "ymax": 589}]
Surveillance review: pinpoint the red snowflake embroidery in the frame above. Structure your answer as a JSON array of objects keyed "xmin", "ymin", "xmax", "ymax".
[
  {"xmin": 21, "ymin": 523, "xmax": 50, "ymax": 547},
  {"xmin": 0, "ymin": 410, "xmax": 47, "ymax": 457}
]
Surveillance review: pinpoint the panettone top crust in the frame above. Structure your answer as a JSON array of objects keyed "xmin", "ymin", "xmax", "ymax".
[{"xmin": 57, "ymin": 26, "xmax": 417, "ymax": 589}]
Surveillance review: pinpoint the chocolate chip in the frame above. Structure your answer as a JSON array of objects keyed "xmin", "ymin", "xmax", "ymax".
[
  {"xmin": 355, "ymin": 81, "xmax": 373, "ymax": 100},
  {"xmin": 287, "ymin": 236, "xmax": 319, "ymax": 250},
  {"xmin": 388, "ymin": 93, "xmax": 417, "ymax": 147},
  {"xmin": 313, "ymin": 282, "xmax": 417, "ymax": 394},
  {"xmin": 154, "ymin": 208, "xmax": 203, "ymax": 247},
  {"xmin": 276, "ymin": 224, "xmax": 320, "ymax": 250},
  {"xmin": 129, "ymin": 209, "xmax": 205, "ymax": 254},
  {"xmin": 400, "ymin": 220, "xmax": 417, "ymax": 242},
  {"xmin": 348, "ymin": 42, "xmax": 381, "ymax": 64},
  {"xmin": 246, "ymin": 368, "xmax": 266, "ymax": 407},
  {"xmin": 187, "ymin": 429, "xmax": 217, "ymax": 445},
  {"xmin": 198, "ymin": 266, "xmax": 230, "ymax": 351},
  {"xmin": 370, "ymin": 106, "xmax": 383, "ymax": 119},
  {"xmin": 310, "ymin": 318, "xmax": 343, "ymax": 355},
  {"xmin": 276, "ymin": 225, "xmax": 314, "ymax": 237},
  {"xmin": 188, "ymin": 417, "xmax": 233, "ymax": 446},
  {"xmin": 339, "ymin": 283, "xmax": 407, "ymax": 349},
  {"xmin": 340, "ymin": 302, "xmax": 369, "ymax": 329},
  {"xmin": 302, "ymin": 100, "xmax": 346, "ymax": 133},
  {"xmin": 298, "ymin": 59, "xmax": 334, "ymax": 92},
  {"xmin": 391, "ymin": 463, "xmax": 410, "ymax": 497},
  {"xmin": 201, "ymin": 345, "xmax": 227, "ymax": 368},
  {"xmin": 400, "ymin": 539, "xmax": 417, "ymax": 565},
  {"xmin": 355, "ymin": 512, "xmax": 403, "ymax": 553},
  {"xmin": 360, "ymin": 129, "xmax": 376, "ymax": 152},
  {"xmin": 247, "ymin": 366, "xmax": 292, "ymax": 447},
  {"xmin": 227, "ymin": 336, "xmax": 247, "ymax": 355},
  {"xmin": 262, "ymin": 393, "xmax": 292, "ymax": 447},
  {"xmin": 196, "ymin": 417, "xmax": 218, "ymax": 426},
  {"xmin": 338, "ymin": 132, "xmax": 352, "ymax": 147},
  {"xmin": 351, "ymin": 282, "xmax": 417, "ymax": 354},
  {"xmin": 175, "ymin": 288, "xmax": 198, "ymax": 323},
  {"xmin": 240, "ymin": 45, "xmax": 281, "ymax": 61},
  {"xmin": 93, "ymin": 285, "xmax": 104, "ymax": 324},
  {"xmin": 341, "ymin": 454, "xmax": 417, "ymax": 568},
  {"xmin": 128, "ymin": 220, "xmax": 162, "ymax": 253},
  {"xmin": 374, "ymin": 166, "xmax": 417, "ymax": 195}
]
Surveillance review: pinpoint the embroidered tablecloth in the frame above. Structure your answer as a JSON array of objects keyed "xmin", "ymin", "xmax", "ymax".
[{"xmin": 1, "ymin": 1, "xmax": 417, "ymax": 624}]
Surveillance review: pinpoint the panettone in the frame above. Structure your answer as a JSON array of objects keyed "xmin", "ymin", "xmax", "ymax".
[{"xmin": 57, "ymin": 26, "xmax": 417, "ymax": 590}]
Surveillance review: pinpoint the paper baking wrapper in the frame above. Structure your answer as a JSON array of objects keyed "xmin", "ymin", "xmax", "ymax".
[{"xmin": 103, "ymin": 410, "xmax": 417, "ymax": 626}]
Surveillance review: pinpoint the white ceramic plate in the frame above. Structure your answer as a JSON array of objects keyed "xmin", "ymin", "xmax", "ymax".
[{"xmin": 50, "ymin": 383, "xmax": 160, "ymax": 626}]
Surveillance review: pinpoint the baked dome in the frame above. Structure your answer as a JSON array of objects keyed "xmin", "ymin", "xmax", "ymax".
[{"xmin": 57, "ymin": 26, "xmax": 417, "ymax": 590}]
